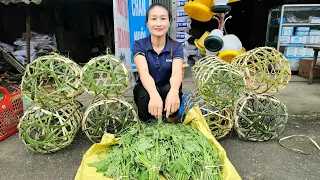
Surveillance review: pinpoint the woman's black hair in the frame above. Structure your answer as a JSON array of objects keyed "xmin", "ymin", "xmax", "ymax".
[{"xmin": 146, "ymin": 3, "xmax": 172, "ymax": 23}]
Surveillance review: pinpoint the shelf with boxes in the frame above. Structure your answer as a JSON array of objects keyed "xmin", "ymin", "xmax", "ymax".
[
  {"xmin": 280, "ymin": 26, "xmax": 320, "ymax": 45},
  {"xmin": 266, "ymin": 4, "xmax": 320, "ymax": 71},
  {"xmin": 282, "ymin": 23, "xmax": 320, "ymax": 26},
  {"xmin": 280, "ymin": 26, "xmax": 320, "ymax": 71}
]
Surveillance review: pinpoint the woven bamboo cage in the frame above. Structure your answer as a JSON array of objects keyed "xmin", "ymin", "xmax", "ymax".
[
  {"xmin": 82, "ymin": 50, "xmax": 129, "ymax": 97},
  {"xmin": 231, "ymin": 47, "xmax": 291, "ymax": 94},
  {"xmin": 18, "ymin": 101, "xmax": 83, "ymax": 153},
  {"xmin": 182, "ymin": 90, "xmax": 233, "ymax": 139},
  {"xmin": 233, "ymin": 93, "xmax": 288, "ymax": 141},
  {"xmin": 191, "ymin": 55, "xmax": 246, "ymax": 109},
  {"xmin": 82, "ymin": 96, "xmax": 138, "ymax": 143},
  {"xmin": 21, "ymin": 53, "xmax": 83, "ymax": 107}
]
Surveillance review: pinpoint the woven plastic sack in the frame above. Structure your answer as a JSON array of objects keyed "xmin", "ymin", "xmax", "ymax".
[{"xmin": 74, "ymin": 106, "xmax": 241, "ymax": 180}]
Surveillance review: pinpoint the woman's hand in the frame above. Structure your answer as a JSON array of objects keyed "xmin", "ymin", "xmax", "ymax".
[
  {"xmin": 149, "ymin": 93, "xmax": 163, "ymax": 120},
  {"xmin": 165, "ymin": 89, "xmax": 180, "ymax": 118}
]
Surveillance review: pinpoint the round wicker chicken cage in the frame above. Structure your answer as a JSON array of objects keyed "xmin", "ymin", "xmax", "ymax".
[
  {"xmin": 234, "ymin": 93, "xmax": 288, "ymax": 141},
  {"xmin": 21, "ymin": 53, "xmax": 83, "ymax": 107},
  {"xmin": 82, "ymin": 51, "xmax": 129, "ymax": 97},
  {"xmin": 182, "ymin": 90, "xmax": 233, "ymax": 139},
  {"xmin": 192, "ymin": 55, "xmax": 246, "ymax": 109},
  {"xmin": 18, "ymin": 101, "xmax": 83, "ymax": 153},
  {"xmin": 231, "ymin": 47, "xmax": 291, "ymax": 94},
  {"xmin": 82, "ymin": 96, "xmax": 138, "ymax": 143}
]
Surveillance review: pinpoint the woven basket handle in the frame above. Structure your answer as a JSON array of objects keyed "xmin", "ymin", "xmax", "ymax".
[
  {"xmin": 106, "ymin": 47, "xmax": 112, "ymax": 55},
  {"xmin": 0, "ymin": 87, "xmax": 9, "ymax": 102}
]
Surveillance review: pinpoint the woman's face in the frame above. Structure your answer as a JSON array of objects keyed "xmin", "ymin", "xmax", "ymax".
[{"xmin": 147, "ymin": 6, "xmax": 170, "ymax": 37}]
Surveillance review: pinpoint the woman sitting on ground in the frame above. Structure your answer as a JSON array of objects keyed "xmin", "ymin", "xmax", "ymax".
[{"xmin": 132, "ymin": 3, "xmax": 184, "ymax": 122}]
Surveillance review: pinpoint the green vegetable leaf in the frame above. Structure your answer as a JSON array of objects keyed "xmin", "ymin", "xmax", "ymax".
[
  {"xmin": 88, "ymin": 160, "xmax": 107, "ymax": 172},
  {"xmin": 135, "ymin": 137, "xmax": 154, "ymax": 152},
  {"xmin": 137, "ymin": 170, "xmax": 149, "ymax": 180}
]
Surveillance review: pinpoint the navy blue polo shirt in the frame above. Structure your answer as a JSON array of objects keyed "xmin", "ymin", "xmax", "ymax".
[{"xmin": 131, "ymin": 35, "xmax": 184, "ymax": 87}]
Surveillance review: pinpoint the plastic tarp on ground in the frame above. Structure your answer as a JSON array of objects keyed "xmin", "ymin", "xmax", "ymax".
[
  {"xmin": 0, "ymin": 0, "xmax": 41, "ymax": 5},
  {"xmin": 75, "ymin": 106, "xmax": 242, "ymax": 180}
]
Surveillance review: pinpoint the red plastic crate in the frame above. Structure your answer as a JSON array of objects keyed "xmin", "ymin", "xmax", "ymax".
[{"xmin": 0, "ymin": 87, "xmax": 24, "ymax": 141}]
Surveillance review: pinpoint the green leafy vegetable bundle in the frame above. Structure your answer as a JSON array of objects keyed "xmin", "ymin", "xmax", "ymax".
[{"xmin": 89, "ymin": 122, "xmax": 223, "ymax": 180}]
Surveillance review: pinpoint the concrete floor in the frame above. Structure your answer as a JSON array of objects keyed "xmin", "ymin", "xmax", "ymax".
[{"xmin": 1, "ymin": 67, "xmax": 320, "ymax": 180}]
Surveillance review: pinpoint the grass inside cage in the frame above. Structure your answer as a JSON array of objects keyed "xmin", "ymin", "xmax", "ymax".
[
  {"xmin": 234, "ymin": 93, "xmax": 288, "ymax": 141},
  {"xmin": 22, "ymin": 54, "xmax": 83, "ymax": 107},
  {"xmin": 192, "ymin": 55, "xmax": 246, "ymax": 109},
  {"xmin": 82, "ymin": 97, "xmax": 138, "ymax": 143},
  {"xmin": 18, "ymin": 101, "xmax": 83, "ymax": 153}
]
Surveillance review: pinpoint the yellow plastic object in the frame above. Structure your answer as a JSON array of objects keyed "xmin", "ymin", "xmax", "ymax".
[
  {"xmin": 197, "ymin": 0, "xmax": 214, "ymax": 6},
  {"xmin": 218, "ymin": 50, "xmax": 240, "ymax": 63},
  {"xmin": 240, "ymin": 47, "xmax": 246, "ymax": 54},
  {"xmin": 184, "ymin": 1, "xmax": 214, "ymax": 22},
  {"xmin": 195, "ymin": 31, "xmax": 210, "ymax": 54},
  {"xmin": 74, "ymin": 106, "xmax": 242, "ymax": 180},
  {"xmin": 228, "ymin": 0, "xmax": 241, "ymax": 3}
]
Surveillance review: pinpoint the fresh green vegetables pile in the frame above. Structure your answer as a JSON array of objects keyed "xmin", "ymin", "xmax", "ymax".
[{"xmin": 89, "ymin": 122, "xmax": 223, "ymax": 180}]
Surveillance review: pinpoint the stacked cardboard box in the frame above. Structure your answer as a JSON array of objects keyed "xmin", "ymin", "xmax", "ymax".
[
  {"xmin": 281, "ymin": 26, "xmax": 320, "ymax": 71},
  {"xmin": 299, "ymin": 58, "xmax": 320, "ymax": 78}
]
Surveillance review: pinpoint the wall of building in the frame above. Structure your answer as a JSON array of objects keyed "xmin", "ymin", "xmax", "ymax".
[{"xmin": 0, "ymin": 1, "xmax": 114, "ymax": 63}]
